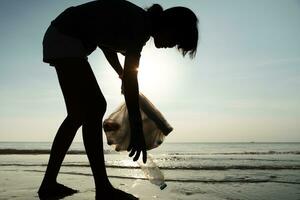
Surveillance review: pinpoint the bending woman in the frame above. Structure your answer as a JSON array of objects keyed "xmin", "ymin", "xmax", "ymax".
[{"xmin": 39, "ymin": 0, "xmax": 198, "ymax": 199}]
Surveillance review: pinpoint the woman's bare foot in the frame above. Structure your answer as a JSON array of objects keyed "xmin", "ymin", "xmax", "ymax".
[
  {"xmin": 96, "ymin": 187, "xmax": 138, "ymax": 200},
  {"xmin": 38, "ymin": 182, "xmax": 78, "ymax": 199}
]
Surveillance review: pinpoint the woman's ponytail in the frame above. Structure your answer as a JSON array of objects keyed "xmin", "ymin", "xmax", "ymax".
[{"xmin": 147, "ymin": 4, "xmax": 163, "ymax": 24}]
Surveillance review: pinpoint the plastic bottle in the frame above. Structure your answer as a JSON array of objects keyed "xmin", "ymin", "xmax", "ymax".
[{"xmin": 138, "ymin": 155, "xmax": 167, "ymax": 190}]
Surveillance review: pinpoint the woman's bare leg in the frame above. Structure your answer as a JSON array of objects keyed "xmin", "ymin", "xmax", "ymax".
[
  {"xmin": 41, "ymin": 116, "xmax": 81, "ymax": 184},
  {"xmin": 77, "ymin": 62, "xmax": 111, "ymax": 189},
  {"xmin": 38, "ymin": 61, "xmax": 86, "ymax": 198},
  {"xmin": 39, "ymin": 59, "xmax": 137, "ymax": 199},
  {"xmin": 38, "ymin": 116, "xmax": 81, "ymax": 199},
  {"xmin": 72, "ymin": 60, "xmax": 138, "ymax": 199},
  {"xmin": 82, "ymin": 109, "xmax": 111, "ymax": 189}
]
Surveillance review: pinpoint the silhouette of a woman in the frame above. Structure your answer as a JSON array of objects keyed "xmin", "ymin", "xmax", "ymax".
[{"xmin": 39, "ymin": 0, "xmax": 198, "ymax": 199}]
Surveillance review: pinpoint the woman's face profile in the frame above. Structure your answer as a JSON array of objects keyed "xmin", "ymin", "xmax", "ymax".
[{"xmin": 153, "ymin": 27, "xmax": 177, "ymax": 49}]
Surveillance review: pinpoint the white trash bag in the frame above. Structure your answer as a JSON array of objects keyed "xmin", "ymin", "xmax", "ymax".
[{"xmin": 103, "ymin": 93, "xmax": 173, "ymax": 151}]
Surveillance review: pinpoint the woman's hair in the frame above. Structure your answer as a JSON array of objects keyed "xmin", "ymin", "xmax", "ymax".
[
  {"xmin": 147, "ymin": 4, "xmax": 163, "ymax": 24},
  {"xmin": 147, "ymin": 4, "xmax": 199, "ymax": 59}
]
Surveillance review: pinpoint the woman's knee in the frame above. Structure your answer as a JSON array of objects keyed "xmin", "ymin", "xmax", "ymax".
[
  {"xmin": 67, "ymin": 93, "xmax": 107, "ymax": 122},
  {"xmin": 65, "ymin": 113, "xmax": 84, "ymax": 129},
  {"xmin": 85, "ymin": 100, "xmax": 107, "ymax": 120}
]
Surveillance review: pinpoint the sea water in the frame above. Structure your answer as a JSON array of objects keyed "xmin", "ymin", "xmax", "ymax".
[{"xmin": 0, "ymin": 142, "xmax": 299, "ymax": 199}]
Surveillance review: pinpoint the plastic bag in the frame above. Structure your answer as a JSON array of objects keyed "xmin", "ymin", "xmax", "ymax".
[{"xmin": 103, "ymin": 93, "xmax": 173, "ymax": 151}]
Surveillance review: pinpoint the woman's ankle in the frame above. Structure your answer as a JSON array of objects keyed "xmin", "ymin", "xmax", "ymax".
[
  {"xmin": 98, "ymin": 183, "xmax": 114, "ymax": 190},
  {"xmin": 40, "ymin": 177, "xmax": 57, "ymax": 187}
]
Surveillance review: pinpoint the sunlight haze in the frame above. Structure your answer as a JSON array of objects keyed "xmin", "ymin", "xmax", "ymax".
[{"xmin": 0, "ymin": 0, "xmax": 299, "ymax": 142}]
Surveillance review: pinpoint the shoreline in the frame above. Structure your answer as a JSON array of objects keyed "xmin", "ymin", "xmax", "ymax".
[{"xmin": 1, "ymin": 167, "xmax": 300, "ymax": 200}]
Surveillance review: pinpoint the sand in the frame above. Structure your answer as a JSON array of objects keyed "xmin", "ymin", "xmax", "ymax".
[
  {"xmin": 1, "ymin": 166, "xmax": 300, "ymax": 200},
  {"xmin": 0, "ymin": 168, "xmax": 196, "ymax": 200},
  {"xmin": 1, "ymin": 148, "xmax": 300, "ymax": 200}
]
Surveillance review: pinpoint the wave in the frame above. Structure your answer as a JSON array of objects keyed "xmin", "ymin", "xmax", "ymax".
[
  {"xmin": 0, "ymin": 149, "xmax": 115, "ymax": 155},
  {"xmin": 169, "ymin": 151, "xmax": 300, "ymax": 155},
  {"xmin": 2, "ymin": 163, "xmax": 300, "ymax": 170},
  {"xmin": 158, "ymin": 157, "xmax": 300, "ymax": 163},
  {"xmin": 1, "ymin": 149, "xmax": 299, "ymax": 155},
  {"xmin": 19, "ymin": 169, "xmax": 300, "ymax": 185}
]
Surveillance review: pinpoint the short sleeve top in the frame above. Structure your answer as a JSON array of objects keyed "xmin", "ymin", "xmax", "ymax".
[{"xmin": 51, "ymin": 0, "xmax": 151, "ymax": 57}]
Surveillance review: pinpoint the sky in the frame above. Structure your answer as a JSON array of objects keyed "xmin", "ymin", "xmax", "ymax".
[{"xmin": 0, "ymin": 0, "xmax": 300, "ymax": 142}]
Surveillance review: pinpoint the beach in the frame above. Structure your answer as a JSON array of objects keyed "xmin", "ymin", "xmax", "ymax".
[{"xmin": 0, "ymin": 142, "xmax": 300, "ymax": 200}]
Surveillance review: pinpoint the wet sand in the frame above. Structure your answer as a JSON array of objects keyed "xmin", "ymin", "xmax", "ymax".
[{"xmin": 1, "ymin": 167, "xmax": 300, "ymax": 200}]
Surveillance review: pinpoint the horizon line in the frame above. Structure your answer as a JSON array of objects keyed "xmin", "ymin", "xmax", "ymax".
[{"xmin": 0, "ymin": 141, "xmax": 299, "ymax": 144}]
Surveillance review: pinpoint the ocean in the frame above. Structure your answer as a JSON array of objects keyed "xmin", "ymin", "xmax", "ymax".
[{"xmin": 0, "ymin": 142, "xmax": 299, "ymax": 200}]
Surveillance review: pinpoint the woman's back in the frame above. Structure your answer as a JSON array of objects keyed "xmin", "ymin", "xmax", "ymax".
[{"xmin": 51, "ymin": 0, "xmax": 150, "ymax": 53}]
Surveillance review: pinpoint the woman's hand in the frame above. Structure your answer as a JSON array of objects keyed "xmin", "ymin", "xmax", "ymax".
[{"xmin": 127, "ymin": 127, "xmax": 147, "ymax": 163}]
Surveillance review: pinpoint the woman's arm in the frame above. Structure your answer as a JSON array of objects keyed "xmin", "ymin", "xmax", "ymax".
[
  {"xmin": 101, "ymin": 48, "xmax": 123, "ymax": 78},
  {"xmin": 123, "ymin": 53, "xmax": 147, "ymax": 163}
]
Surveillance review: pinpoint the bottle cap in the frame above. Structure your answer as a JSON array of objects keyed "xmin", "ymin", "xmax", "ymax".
[{"xmin": 160, "ymin": 183, "xmax": 167, "ymax": 190}]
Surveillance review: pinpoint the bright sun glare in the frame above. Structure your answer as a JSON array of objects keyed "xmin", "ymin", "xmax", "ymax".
[
  {"xmin": 113, "ymin": 45, "xmax": 179, "ymax": 99},
  {"xmin": 137, "ymin": 47, "xmax": 176, "ymax": 97}
]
